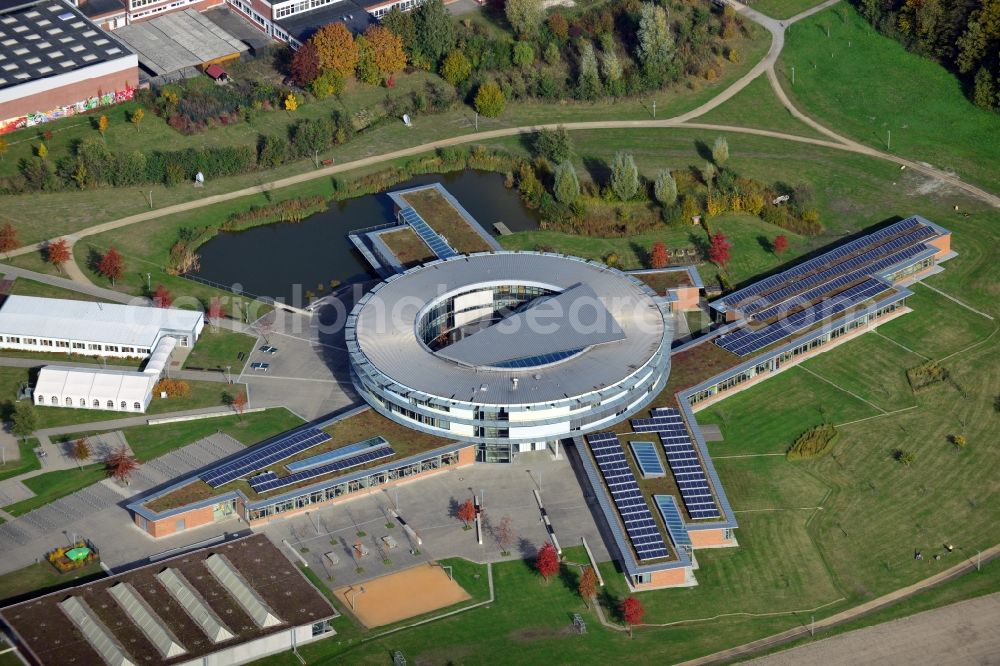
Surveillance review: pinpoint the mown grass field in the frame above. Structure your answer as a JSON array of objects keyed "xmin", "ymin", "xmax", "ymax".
[
  {"xmin": 182, "ymin": 327, "xmax": 257, "ymax": 371},
  {"xmin": 748, "ymin": 0, "xmax": 825, "ymax": 20},
  {"xmin": 696, "ymin": 73, "xmax": 825, "ymax": 138},
  {"xmin": 777, "ymin": 4, "xmax": 1000, "ymax": 192},
  {"xmin": 0, "ymin": 439, "xmax": 39, "ymax": 483}
]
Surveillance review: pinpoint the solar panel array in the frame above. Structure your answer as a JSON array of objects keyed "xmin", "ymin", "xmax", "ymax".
[
  {"xmin": 631, "ymin": 408, "xmax": 721, "ymax": 520},
  {"xmin": 587, "ymin": 432, "xmax": 669, "ymax": 561},
  {"xmin": 653, "ymin": 494, "xmax": 693, "ymax": 549},
  {"xmin": 744, "ymin": 235, "xmax": 931, "ymax": 318},
  {"xmin": 714, "ymin": 278, "xmax": 887, "ymax": 357},
  {"xmin": 750, "ymin": 243, "xmax": 926, "ymax": 322},
  {"xmin": 718, "ymin": 217, "xmax": 932, "ymax": 311},
  {"xmin": 629, "ymin": 440, "xmax": 665, "ymax": 478},
  {"xmin": 249, "ymin": 444, "xmax": 396, "ymax": 494},
  {"xmin": 200, "ymin": 428, "xmax": 330, "ymax": 487},
  {"xmin": 399, "ymin": 207, "xmax": 458, "ymax": 259}
]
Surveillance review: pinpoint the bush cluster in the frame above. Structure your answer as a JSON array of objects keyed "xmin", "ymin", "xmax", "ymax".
[{"xmin": 787, "ymin": 423, "xmax": 839, "ymax": 460}]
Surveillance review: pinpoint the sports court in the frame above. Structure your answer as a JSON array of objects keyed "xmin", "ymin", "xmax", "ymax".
[{"xmin": 334, "ymin": 562, "xmax": 471, "ymax": 627}]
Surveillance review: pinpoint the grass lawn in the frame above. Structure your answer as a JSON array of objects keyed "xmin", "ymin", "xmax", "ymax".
[
  {"xmin": 400, "ymin": 188, "xmax": 493, "ymax": 253},
  {"xmin": 4, "ymin": 463, "xmax": 106, "ymax": 516},
  {"xmin": 114, "ymin": 407, "xmax": 303, "ymax": 462},
  {"xmin": 183, "ymin": 327, "xmax": 257, "ymax": 370},
  {"xmin": 6, "ymin": 278, "xmax": 101, "ymax": 302},
  {"xmin": 0, "ymin": 438, "xmax": 39, "ymax": 483},
  {"xmin": 801, "ymin": 333, "xmax": 923, "ymax": 412},
  {"xmin": 876, "ymin": 285, "xmax": 996, "ymax": 360},
  {"xmin": 697, "ymin": 73, "xmax": 825, "ymax": 138},
  {"xmin": 379, "ymin": 227, "xmax": 436, "ymax": 268},
  {"xmin": 696, "ymin": 365, "xmax": 880, "ymax": 455},
  {"xmin": 749, "ymin": 0, "xmax": 826, "ymax": 20},
  {"xmin": 712, "ymin": 454, "xmax": 830, "ymax": 512},
  {"xmin": 0, "ymin": 559, "xmax": 104, "ymax": 604},
  {"xmin": 777, "ymin": 4, "xmax": 1000, "ymax": 192}
]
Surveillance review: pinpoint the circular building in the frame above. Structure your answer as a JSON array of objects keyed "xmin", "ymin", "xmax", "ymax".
[{"xmin": 346, "ymin": 253, "xmax": 672, "ymax": 460}]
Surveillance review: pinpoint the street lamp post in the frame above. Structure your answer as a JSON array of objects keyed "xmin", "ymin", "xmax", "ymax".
[{"xmin": 146, "ymin": 273, "xmax": 151, "ymax": 292}]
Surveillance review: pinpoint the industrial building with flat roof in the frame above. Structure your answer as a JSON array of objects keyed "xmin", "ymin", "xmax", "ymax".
[
  {"xmin": 0, "ymin": 0, "xmax": 137, "ymax": 131},
  {"xmin": 0, "ymin": 533, "xmax": 338, "ymax": 666}
]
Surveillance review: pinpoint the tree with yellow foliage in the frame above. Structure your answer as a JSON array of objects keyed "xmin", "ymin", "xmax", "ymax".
[
  {"xmin": 284, "ymin": 93, "xmax": 299, "ymax": 112},
  {"xmin": 36, "ymin": 142, "xmax": 47, "ymax": 159},
  {"xmin": 311, "ymin": 22, "xmax": 358, "ymax": 79},
  {"xmin": 130, "ymin": 107, "xmax": 144, "ymax": 133},
  {"xmin": 97, "ymin": 115, "xmax": 108, "ymax": 140},
  {"xmin": 365, "ymin": 25, "xmax": 407, "ymax": 83}
]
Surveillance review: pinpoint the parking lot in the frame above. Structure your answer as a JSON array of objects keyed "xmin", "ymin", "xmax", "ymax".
[{"xmin": 259, "ymin": 448, "xmax": 612, "ymax": 589}]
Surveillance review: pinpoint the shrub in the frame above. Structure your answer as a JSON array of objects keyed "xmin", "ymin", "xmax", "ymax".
[
  {"xmin": 906, "ymin": 361, "xmax": 950, "ymax": 391},
  {"xmin": 257, "ymin": 135, "xmax": 287, "ymax": 168},
  {"xmin": 787, "ymin": 424, "xmax": 839, "ymax": 460},
  {"xmin": 950, "ymin": 434, "xmax": 967, "ymax": 449},
  {"xmin": 154, "ymin": 379, "xmax": 191, "ymax": 398},
  {"xmin": 474, "ymin": 82, "xmax": 505, "ymax": 117}
]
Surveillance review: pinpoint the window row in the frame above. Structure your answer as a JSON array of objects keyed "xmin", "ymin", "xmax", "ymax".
[
  {"xmin": 34, "ymin": 395, "xmax": 142, "ymax": 410},
  {"xmin": 1, "ymin": 336, "xmax": 146, "ymax": 354}
]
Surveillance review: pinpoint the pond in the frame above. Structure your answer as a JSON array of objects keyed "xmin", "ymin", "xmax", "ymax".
[{"xmin": 191, "ymin": 170, "xmax": 541, "ymax": 304}]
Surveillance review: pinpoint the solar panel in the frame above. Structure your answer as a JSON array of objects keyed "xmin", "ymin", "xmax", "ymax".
[
  {"xmin": 718, "ymin": 217, "xmax": 931, "ymax": 310},
  {"xmin": 400, "ymin": 207, "xmax": 458, "ymax": 259},
  {"xmin": 714, "ymin": 278, "xmax": 888, "ymax": 357},
  {"xmin": 200, "ymin": 428, "xmax": 331, "ymax": 487},
  {"xmin": 249, "ymin": 445, "xmax": 396, "ymax": 494},
  {"xmin": 204, "ymin": 554, "xmax": 282, "ymax": 628},
  {"xmin": 745, "ymin": 238, "xmax": 931, "ymax": 318},
  {"xmin": 629, "ymin": 408, "xmax": 722, "ymax": 520},
  {"xmin": 156, "ymin": 569, "xmax": 234, "ymax": 643},
  {"xmin": 653, "ymin": 494, "xmax": 693, "ymax": 548},
  {"xmin": 586, "ymin": 432, "xmax": 670, "ymax": 561},
  {"xmin": 629, "ymin": 441, "xmax": 665, "ymax": 478}
]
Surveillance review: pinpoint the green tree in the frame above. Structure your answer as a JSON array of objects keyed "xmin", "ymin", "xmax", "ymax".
[
  {"xmin": 610, "ymin": 151, "xmax": 639, "ymax": 201},
  {"xmin": 505, "ymin": 0, "xmax": 543, "ymax": 38},
  {"xmin": 543, "ymin": 41, "xmax": 561, "ymax": 65},
  {"xmin": 292, "ymin": 118, "xmax": 333, "ymax": 159},
  {"xmin": 414, "ymin": 0, "xmax": 455, "ymax": 64},
  {"xmin": 577, "ymin": 41, "xmax": 603, "ymax": 100},
  {"xmin": 712, "ymin": 136, "xmax": 730, "ymax": 165},
  {"xmin": 600, "ymin": 45, "xmax": 624, "ymax": 97},
  {"xmin": 973, "ymin": 66, "xmax": 997, "ymax": 109},
  {"xmin": 636, "ymin": 2, "xmax": 674, "ymax": 81},
  {"xmin": 381, "ymin": 7, "xmax": 417, "ymax": 60},
  {"xmin": 513, "ymin": 41, "xmax": 535, "ymax": 70},
  {"xmin": 441, "ymin": 49, "xmax": 472, "ymax": 85},
  {"xmin": 553, "ymin": 160, "xmax": 580, "ymax": 204},
  {"xmin": 11, "ymin": 401, "xmax": 37, "ymax": 439},
  {"xmin": 310, "ymin": 70, "xmax": 345, "ymax": 99},
  {"xmin": 654, "ymin": 169, "xmax": 677, "ymax": 206},
  {"xmin": 258, "ymin": 135, "xmax": 287, "ymax": 168},
  {"xmin": 355, "ymin": 35, "xmax": 380, "ymax": 85},
  {"xmin": 533, "ymin": 126, "xmax": 574, "ymax": 163},
  {"xmin": 474, "ymin": 82, "xmax": 505, "ymax": 118}
]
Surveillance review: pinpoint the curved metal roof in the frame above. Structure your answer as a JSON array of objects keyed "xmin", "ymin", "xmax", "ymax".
[{"xmin": 349, "ymin": 253, "xmax": 670, "ymax": 406}]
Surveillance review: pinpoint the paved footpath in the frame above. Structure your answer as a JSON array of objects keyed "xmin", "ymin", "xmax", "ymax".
[{"xmin": 747, "ymin": 592, "xmax": 1000, "ymax": 665}]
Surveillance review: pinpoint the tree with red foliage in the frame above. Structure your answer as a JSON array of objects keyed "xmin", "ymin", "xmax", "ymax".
[
  {"xmin": 105, "ymin": 444, "xmax": 139, "ymax": 485},
  {"xmin": 707, "ymin": 233, "xmax": 732, "ymax": 269},
  {"xmin": 535, "ymin": 542, "xmax": 560, "ymax": 583},
  {"xmin": 232, "ymin": 391, "xmax": 247, "ymax": 418},
  {"xmin": 772, "ymin": 234, "xmax": 788, "ymax": 256},
  {"xmin": 0, "ymin": 222, "xmax": 19, "ymax": 256},
  {"xmin": 153, "ymin": 284, "xmax": 173, "ymax": 308},
  {"xmin": 620, "ymin": 596, "xmax": 645, "ymax": 637},
  {"xmin": 291, "ymin": 41, "xmax": 321, "ymax": 86},
  {"xmin": 46, "ymin": 238, "xmax": 71, "ymax": 272},
  {"xmin": 97, "ymin": 247, "xmax": 125, "ymax": 285},
  {"xmin": 578, "ymin": 566, "xmax": 598, "ymax": 607},
  {"xmin": 456, "ymin": 498, "xmax": 476, "ymax": 528},
  {"xmin": 650, "ymin": 241, "xmax": 668, "ymax": 269}
]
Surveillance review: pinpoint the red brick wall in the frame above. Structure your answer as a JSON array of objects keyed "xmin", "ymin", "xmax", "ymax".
[
  {"xmin": 140, "ymin": 504, "xmax": 217, "ymax": 537},
  {"xmin": 0, "ymin": 67, "xmax": 138, "ymax": 121},
  {"xmin": 634, "ymin": 565, "xmax": 689, "ymax": 591}
]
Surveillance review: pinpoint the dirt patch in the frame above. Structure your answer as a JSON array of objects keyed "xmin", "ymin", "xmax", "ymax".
[
  {"xmin": 510, "ymin": 625, "xmax": 577, "ymax": 642},
  {"xmin": 334, "ymin": 562, "xmax": 470, "ymax": 628}
]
